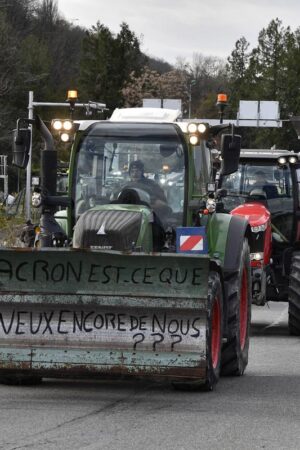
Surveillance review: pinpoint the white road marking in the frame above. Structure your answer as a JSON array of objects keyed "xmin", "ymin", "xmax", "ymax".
[{"xmin": 265, "ymin": 304, "xmax": 289, "ymax": 328}]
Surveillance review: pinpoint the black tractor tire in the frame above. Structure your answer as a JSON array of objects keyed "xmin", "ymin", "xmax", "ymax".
[
  {"xmin": 203, "ymin": 271, "xmax": 223, "ymax": 390},
  {"xmin": 221, "ymin": 239, "xmax": 252, "ymax": 376},
  {"xmin": 0, "ymin": 373, "xmax": 42, "ymax": 386},
  {"xmin": 288, "ymin": 252, "xmax": 300, "ymax": 336},
  {"xmin": 173, "ymin": 271, "xmax": 223, "ymax": 391}
]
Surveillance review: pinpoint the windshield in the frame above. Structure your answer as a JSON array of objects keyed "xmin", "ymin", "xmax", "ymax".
[
  {"xmin": 74, "ymin": 123, "xmax": 185, "ymax": 226},
  {"xmin": 221, "ymin": 161, "xmax": 295, "ymax": 240},
  {"xmin": 221, "ymin": 162, "xmax": 293, "ymax": 215}
]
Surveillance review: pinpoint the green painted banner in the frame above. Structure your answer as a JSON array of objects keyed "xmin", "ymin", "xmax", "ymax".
[{"xmin": 0, "ymin": 249, "xmax": 209, "ymax": 299}]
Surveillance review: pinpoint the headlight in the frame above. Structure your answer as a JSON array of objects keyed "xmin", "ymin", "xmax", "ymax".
[
  {"xmin": 52, "ymin": 119, "xmax": 74, "ymax": 132},
  {"xmin": 289, "ymin": 156, "xmax": 298, "ymax": 164},
  {"xmin": 32, "ymin": 192, "xmax": 42, "ymax": 208},
  {"xmin": 250, "ymin": 252, "xmax": 264, "ymax": 261},
  {"xmin": 278, "ymin": 156, "xmax": 287, "ymax": 165},
  {"xmin": 206, "ymin": 198, "xmax": 216, "ymax": 213},
  {"xmin": 63, "ymin": 120, "xmax": 73, "ymax": 131},
  {"xmin": 198, "ymin": 123, "xmax": 208, "ymax": 134},
  {"xmin": 187, "ymin": 123, "xmax": 197, "ymax": 133},
  {"xmin": 251, "ymin": 224, "xmax": 267, "ymax": 233},
  {"xmin": 52, "ymin": 120, "xmax": 63, "ymax": 131},
  {"xmin": 189, "ymin": 135, "xmax": 199, "ymax": 145},
  {"xmin": 60, "ymin": 132, "xmax": 70, "ymax": 142}
]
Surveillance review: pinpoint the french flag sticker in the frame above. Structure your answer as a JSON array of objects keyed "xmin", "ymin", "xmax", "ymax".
[{"xmin": 176, "ymin": 227, "xmax": 208, "ymax": 254}]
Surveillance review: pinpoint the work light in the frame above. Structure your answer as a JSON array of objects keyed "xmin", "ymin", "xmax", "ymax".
[
  {"xmin": 198, "ymin": 123, "xmax": 208, "ymax": 134},
  {"xmin": 52, "ymin": 120, "xmax": 63, "ymax": 131},
  {"xmin": 61, "ymin": 133, "xmax": 70, "ymax": 143},
  {"xmin": 288, "ymin": 156, "xmax": 297, "ymax": 164},
  {"xmin": 63, "ymin": 120, "xmax": 73, "ymax": 131},
  {"xmin": 189, "ymin": 135, "xmax": 199, "ymax": 146},
  {"xmin": 278, "ymin": 157, "xmax": 287, "ymax": 165},
  {"xmin": 187, "ymin": 123, "xmax": 197, "ymax": 133}
]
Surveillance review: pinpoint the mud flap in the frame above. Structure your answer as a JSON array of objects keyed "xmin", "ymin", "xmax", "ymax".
[{"xmin": 0, "ymin": 249, "xmax": 210, "ymax": 382}]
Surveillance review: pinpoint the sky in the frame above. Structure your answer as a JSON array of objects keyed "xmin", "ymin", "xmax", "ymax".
[{"xmin": 58, "ymin": 0, "xmax": 300, "ymax": 64}]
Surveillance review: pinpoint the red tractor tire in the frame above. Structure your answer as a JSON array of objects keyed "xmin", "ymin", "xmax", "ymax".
[
  {"xmin": 221, "ymin": 239, "xmax": 252, "ymax": 376},
  {"xmin": 173, "ymin": 271, "xmax": 223, "ymax": 391}
]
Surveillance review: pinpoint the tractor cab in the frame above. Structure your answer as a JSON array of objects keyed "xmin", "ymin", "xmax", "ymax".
[
  {"xmin": 220, "ymin": 149, "xmax": 297, "ymax": 242},
  {"xmin": 12, "ymin": 107, "xmax": 241, "ymax": 254},
  {"xmin": 219, "ymin": 148, "xmax": 300, "ymax": 303},
  {"xmin": 70, "ymin": 120, "xmax": 187, "ymax": 252},
  {"xmin": 73, "ymin": 122, "xmax": 185, "ymax": 224}
]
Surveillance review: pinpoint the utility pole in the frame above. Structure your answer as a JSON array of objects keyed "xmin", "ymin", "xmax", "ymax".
[
  {"xmin": 188, "ymin": 80, "xmax": 196, "ymax": 119},
  {"xmin": 25, "ymin": 91, "xmax": 34, "ymax": 220}
]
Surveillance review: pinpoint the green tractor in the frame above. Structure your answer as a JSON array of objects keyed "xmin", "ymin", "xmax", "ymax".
[{"xmin": 1, "ymin": 107, "xmax": 252, "ymax": 389}]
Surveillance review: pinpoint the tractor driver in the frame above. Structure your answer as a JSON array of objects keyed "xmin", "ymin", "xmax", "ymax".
[
  {"xmin": 252, "ymin": 170, "xmax": 278, "ymax": 199},
  {"xmin": 253, "ymin": 170, "xmax": 269, "ymax": 188},
  {"xmin": 124, "ymin": 160, "xmax": 171, "ymax": 217}
]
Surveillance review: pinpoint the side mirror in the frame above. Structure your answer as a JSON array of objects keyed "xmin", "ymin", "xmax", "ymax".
[
  {"xmin": 12, "ymin": 125, "xmax": 31, "ymax": 169},
  {"xmin": 220, "ymin": 134, "xmax": 241, "ymax": 176}
]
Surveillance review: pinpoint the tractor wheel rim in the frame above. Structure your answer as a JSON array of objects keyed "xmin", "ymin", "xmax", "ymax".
[
  {"xmin": 211, "ymin": 297, "xmax": 221, "ymax": 369},
  {"xmin": 240, "ymin": 267, "xmax": 248, "ymax": 350}
]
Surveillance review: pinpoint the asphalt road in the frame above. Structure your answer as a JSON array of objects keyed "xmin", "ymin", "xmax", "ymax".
[{"xmin": 0, "ymin": 302, "xmax": 299, "ymax": 450}]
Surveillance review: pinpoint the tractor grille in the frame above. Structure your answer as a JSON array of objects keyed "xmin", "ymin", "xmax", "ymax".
[{"xmin": 73, "ymin": 209, "xmax": 142, "ymax": 251}]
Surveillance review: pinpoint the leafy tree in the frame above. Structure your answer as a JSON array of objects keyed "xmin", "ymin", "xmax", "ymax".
[
  {"xmin": 0, "ymin": 0, "xmax": 37, "ymax": 37},
  {"xmin": 32, "ymin": 0, "xmax": 84, "ymax": 100},
  {"xmin": 176, "ymin": 53, "xmax": 228, "ymax": 118},
  {"xmin": 0, "ymin": 11, "xmax": 22, "ymax": 150},
  {"xmin": 252, "ymin": 19, "xmax": 291, "ymax": 101},
  {"xmin": 122, "ymin": 67, "xmax": 188, "ymax": 110},
  {"xmin": 226, "ymin": 19, "xmax": 300, "ymax": 148},
  {"xmin": 115, "ymin": 22, "xmax": 145, "ymax": 85},
  {"xmin": 147, "ymin": 56, "xmax": 173, "ymax": 74},
  {"xmin": 122, "ymin": 67, "xmax": 161, "ymax": 106},
  {"xmin": 227, "ymin": 37, "xmax": 251, "ymax": 110},
  {"xmin": 79, "ymin": 21, "xmax": 144, "ymax": 111}
]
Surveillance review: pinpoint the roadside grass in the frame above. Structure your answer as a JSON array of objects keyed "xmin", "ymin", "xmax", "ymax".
[{"xmin": 0, "ymin": 211, "xmax": 25, "ymax": 247}]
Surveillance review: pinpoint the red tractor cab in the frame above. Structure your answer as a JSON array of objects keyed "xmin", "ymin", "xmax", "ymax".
[{"xmin": 219, "ymin": 148, "xmax": 300, "ymax": 335}]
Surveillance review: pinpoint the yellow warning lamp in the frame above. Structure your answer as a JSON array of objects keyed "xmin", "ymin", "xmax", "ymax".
[
  {"xmin": 216, "ymin": 93, "xmax": 228, "ymax": 124},
  {"xmin": 217, "ymin": 93, "xmax": 228, "ymax": 105},
  {"xmin": 67, "ymin": 89, "xmax": 78, "ymax": 116},
  {"xmin": 67, "ymin": 90, "xmax": 78, "ymax": 103}
]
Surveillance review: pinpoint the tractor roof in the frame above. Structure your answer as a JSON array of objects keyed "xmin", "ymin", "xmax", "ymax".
[
  {"xmin": 110, "ymin": 107, "xmax": 182, "ymax": 123},
  {"xmin": 240, "ymin": 148, "xmax": 297, "ymax": 159},
  {"xmin": 75, "ymin": 108, "xmax": 184, "ymax": 131}
]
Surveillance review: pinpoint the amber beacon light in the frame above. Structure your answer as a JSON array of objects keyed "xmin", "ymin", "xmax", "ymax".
[
  {"xmin": 67, "ymin": 90, "xmax": 78, "ymax": 103},
  {"xmin": 216, "ymin": 93, "xmax": 228, "ymax": 124}
]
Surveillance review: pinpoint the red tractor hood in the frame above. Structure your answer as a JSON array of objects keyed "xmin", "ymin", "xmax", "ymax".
[{"xmin": 231, "ymin": 202, "xmax": 270, "ymax": 227}]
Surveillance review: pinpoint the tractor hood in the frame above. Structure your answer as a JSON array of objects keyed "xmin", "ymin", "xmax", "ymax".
[{"xmin": 231, "ymin": 203, "xmax": 270, "ymax": 228}]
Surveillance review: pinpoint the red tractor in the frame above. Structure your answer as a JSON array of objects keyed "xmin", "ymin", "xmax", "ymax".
[{"xmin": 219, "ymin": 148, "xmax": 300, "ymax": 335}]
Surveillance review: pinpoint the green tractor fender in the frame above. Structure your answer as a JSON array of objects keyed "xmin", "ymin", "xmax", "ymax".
[
  {"xmin": 207, "ymin": 212, "xmax": 251, "ymax": 331},
  {"xmin": 208, "ymin": 212, "xmax": 250, "ymax": 272}
]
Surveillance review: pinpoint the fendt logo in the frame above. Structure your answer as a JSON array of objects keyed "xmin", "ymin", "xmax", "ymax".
[{"xmin": 97, "ymin": 223, "xmax": 106, "ymax": 235}]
